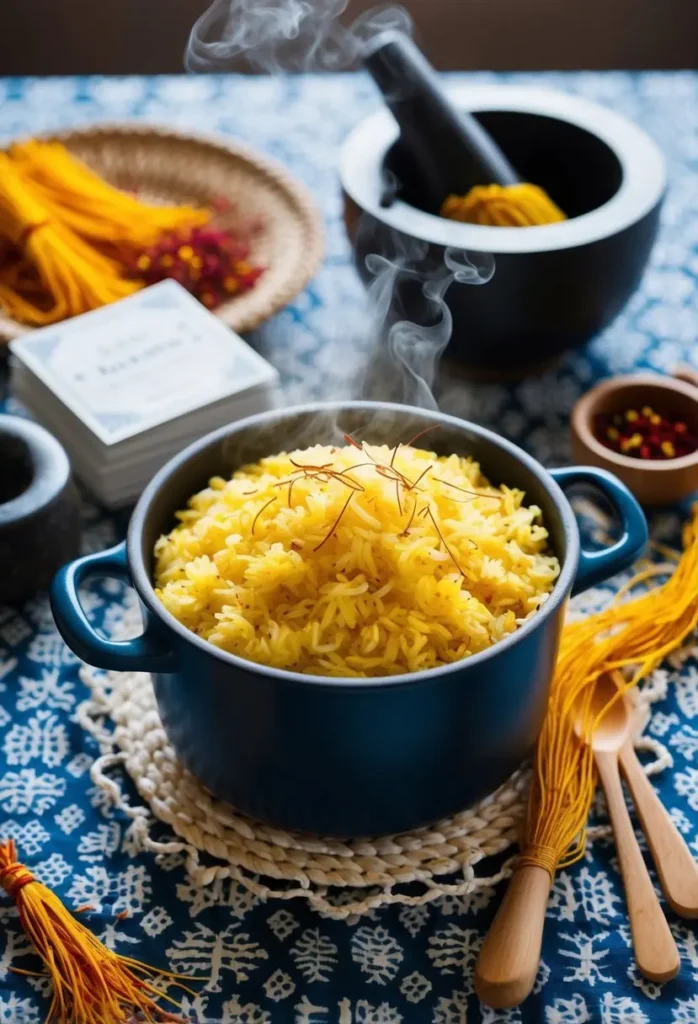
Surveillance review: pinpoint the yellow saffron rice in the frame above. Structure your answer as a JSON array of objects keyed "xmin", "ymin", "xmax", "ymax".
[{"xmin": 153, "ymin": 443, "xmax": 561, "ymax": 677}]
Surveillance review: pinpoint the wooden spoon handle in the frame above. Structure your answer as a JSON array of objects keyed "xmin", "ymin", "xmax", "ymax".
[
  {"xmin": 620, "ymin": 740, "xmax": 698, "ymax": 917},
  {"xmin": 475, "ymin": 864, "xmax": 551, "ymax": 1008},
  {"xmin": 596, "ymin": 750, "xmax": 680, "ymax": 982}
]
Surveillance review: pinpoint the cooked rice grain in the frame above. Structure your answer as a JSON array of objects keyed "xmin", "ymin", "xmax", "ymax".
[{"xmin": 153, "ymin": 443, "xmax": 560, "ymax": 676}]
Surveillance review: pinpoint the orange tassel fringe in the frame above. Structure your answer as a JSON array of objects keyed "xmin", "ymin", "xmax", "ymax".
[
  {"xmin": 0, "ymin": 839, "xmax": 194, "ymax": 1024},
  {"xmin": 520, "ymin": 504, "xmax": 698, "ymax": 876}
]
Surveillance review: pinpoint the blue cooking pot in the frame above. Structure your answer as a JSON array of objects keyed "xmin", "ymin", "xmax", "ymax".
[{"xmin": 50, "ymin": 403, "xmax": 647, "ymax": 837}]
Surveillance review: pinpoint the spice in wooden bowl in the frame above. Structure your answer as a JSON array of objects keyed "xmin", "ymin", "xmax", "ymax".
[
  {"xmin": 571, "ymin": 371, "xmax": 698, "ymax": 505},
  {"xmin": 594, "ymin": 405, "xmax": 698, "ymax": 461}
]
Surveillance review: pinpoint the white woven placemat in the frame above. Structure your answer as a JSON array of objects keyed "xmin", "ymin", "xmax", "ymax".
[{"xmin": 77, "ymin": 594, "xmax": 673, "ymax": 920}]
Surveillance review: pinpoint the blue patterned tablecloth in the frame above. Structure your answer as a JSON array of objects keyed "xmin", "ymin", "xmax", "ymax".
[{"xmin": 1, "ymin": 71, "xmax": 698, "ymax": 1024}]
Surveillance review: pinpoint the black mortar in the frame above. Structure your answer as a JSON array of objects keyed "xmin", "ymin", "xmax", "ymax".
[
  {"xmin": 341, "ymin": 84, "xmax": 666, "ymax": 379},
  {"xmin": 0, "ymin": 416, "xmax": 80, "ymax": 605}
]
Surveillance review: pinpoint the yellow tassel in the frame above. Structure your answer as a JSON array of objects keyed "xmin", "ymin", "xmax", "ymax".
[
  {"xmin": 520, "ymin": 504, "xmax": 698, "ymax": 877},
  {"xmin": 10, "ymin": 140, "xmax": 209, "ymax": 252},
  {"xmin": 441, "ymin": 183, "xmax": 566, "ymax": 226},
  {"xmin": 0, "ymin": 839, "xmax": 194, "ymax": 1024},
  {"xmin": 0, "ymin": 153, "xmax": 139, "ymax": 325},
  {"xmin": 0, "ymin": 140, "xmax": 211, "ymax": 325}
]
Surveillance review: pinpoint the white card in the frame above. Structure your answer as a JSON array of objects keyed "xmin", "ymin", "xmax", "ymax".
[{"xmin": 10, "ymin": 280, "xmax": 278, "ymax": 446}]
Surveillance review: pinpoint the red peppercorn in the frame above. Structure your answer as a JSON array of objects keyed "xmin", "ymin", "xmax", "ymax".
[
  {"xmin": 129, "ymin": 220, "xmax": 265, "ymax": 309},
  {"xmin": 594, "ymin": 406, "xmax": 698, "ymax": 461}
]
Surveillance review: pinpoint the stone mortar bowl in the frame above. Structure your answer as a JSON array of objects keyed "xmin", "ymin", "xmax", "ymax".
[
  {"xmin": 0, "ymin": 415, "xmax": 80, "ymax": 605},
  {"xmin": 340, "ymin": 84, "xmax": 666, "ymax": 380}
]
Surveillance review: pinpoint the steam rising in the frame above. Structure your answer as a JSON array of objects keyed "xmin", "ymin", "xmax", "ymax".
[
  {"xmin": 363, "ymin": 240, "xmax": 494, "ymax": 409},
  {"xmin": 186, "ymin": 0, "xmax": 496, "ymax": 410},
  {"xmin": 186, "ymin": 0, "xmax": 412, "ymax": 72}
]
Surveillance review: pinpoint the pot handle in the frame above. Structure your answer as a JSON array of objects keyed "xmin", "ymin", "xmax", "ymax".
[
  {"xmin": 50, "ymin": 541, "xmax": 177, "ymax": 673},
  {"xmin": 549, "ymin": 466, "xmax": 648, "ymax": 596}
]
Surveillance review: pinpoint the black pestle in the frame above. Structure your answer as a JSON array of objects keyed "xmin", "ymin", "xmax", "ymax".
[{"xmin": 362, "ymin": 30, "xmax": 520, "ymax": 212}]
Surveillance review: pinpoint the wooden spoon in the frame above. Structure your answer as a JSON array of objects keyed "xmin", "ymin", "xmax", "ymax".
[
  {"xmin": 584, "ymin": 672, "xmax": 680, "ymax": 983},
  {"xmin": 475, "ymin": 673, "xmax": 680, "ymax": 1009},
  {"xmin": 611, "ymin": 670, "xmax": 698, "ymax": 918}
]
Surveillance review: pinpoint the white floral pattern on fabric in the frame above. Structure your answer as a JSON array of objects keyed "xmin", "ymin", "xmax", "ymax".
[
  {"xmin": 351, "ymin": 926, "xmax": 404, "ymax": 985},
  {"xmin": 167, "ymin": 923, "xmax": 269, "ymax": 991},
  {"xmin": 263, "ymin": 968, "xmax": 296, "ymax": 1002},
  {"xmin": 0, "ymin": 769, "xmax": 65, "ymax": 814},
  {"xmin": 3, "ymin": 711, "xmax": 69, "ymax": 767},
  {"xmin": 0, "ymin": 69, "xmax": 698, "ymax": 1023},
  {"xmin": 290, "ymin": 928, "xmax": 339, "ymax": 982},
  {"xmin": 0, "ymin": 994, "xmax": 41, "ymax": 1024},
  {"xmin": 544, "ymin": 994, "xmax": 590, "ymax": 1024},
  {"xmin": 559, "ymin": 932, "xmax": 614, "ymax": 986},
  {"xmin": 400, "ymin": 970, "xmax": 432, "ymax": 1003}
]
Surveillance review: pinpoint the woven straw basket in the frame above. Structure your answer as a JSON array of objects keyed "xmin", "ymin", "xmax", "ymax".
[{"xmin": 0, "ymin": 123, "xmax": 324, "ymax": 342}]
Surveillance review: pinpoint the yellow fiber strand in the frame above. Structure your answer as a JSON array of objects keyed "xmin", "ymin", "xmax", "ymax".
[
  {"xmin": 441, "ymin": 183, "xmax": 566, "ymax": 227},
  {"xmin": 520, "ymin": 505, "xmax": 698, "ymax": 877},
  {"xmin": 0, "ymin": 153, "xmax": 139, "ymax": 325},
  {"xmin": 10, "ymin": 140, "xmax": 208, "ymax": 250},
  {"xmin": 0, "ymin": 840, "xmax": 194, "ymax": 1024}
]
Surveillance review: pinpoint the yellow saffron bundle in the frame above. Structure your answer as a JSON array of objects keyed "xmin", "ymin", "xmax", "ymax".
[
  {"xmin": 0, "ymin": 153, "xmax": 139, "ymax": 325},
  {"xmin": 0, "ymin": 140, "xmax": 210, "ymax": 326},
  {"xmin": 0, "ymin": 839, "xmax": 194, "ymax": 1023},
  {"xmin": 10, "ymin": 140, "xmax": 208, "ymax": 251},
  {"xmin": 521, "ymin": 505, "xmax": 698, "ymax": 875},
  {"xmin": 441, "ymin": 183, "xmax": 566, "ymax": 227}
]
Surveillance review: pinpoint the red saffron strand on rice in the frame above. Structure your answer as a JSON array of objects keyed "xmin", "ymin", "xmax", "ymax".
[
  {"xmin": 389, "ymin": 424, "xmax": 441, "ymax": 469},
  {"xmin": 433, "ymin": 476, "xmax": 503, "ymax": 502},
  {"xmin": 251, "ymin": 496, "xmax": 277, "ymax": 535},
  {"xmin": 276, "ymin": 466, "xmax": 364, "ymax": 502},
  {"xmin": 342, "ymin": 459, "xmax": 388, "ymax": 475},
  {"xmin": 399, "ymin": 499, "xmax": 418, "ymax": 537},
  {"xmin": 402, "ymin": 424, "xmax": 441, "ymax": 449},
  {"xmin": 426, "ymin": 506, "xmax": 467, "ymax": 577},
  {"xmin": 289, "ymin": 458, "xmax": 334, "ymax": 471},
  {"xmin": 314, "ymin": 492, "xmax": 354, "ymax": 552},
  {"xmin": 287, "ymin": 459, "xmax": 364, "ymax": 492},
  {"xmin": 245, "ymin": 439, "xmax": 479, "ymax": 570},
  {"xmin": 345, "ymin": 450, "xmax": 415, "ymax": 491},
  {"xmin": 408, "ymin": 464, "xmax": 432, "ymax": 491},
  {"xmin": 274, "ymin": 469, "xmax": 307, "ymax": 485},
  {"xmin": 286, "ymin": 476, "xmax": 299, "ymax": 508},
  {"xmin": 326, "ymin": 469, "xmax": 365, "ymax": 491},
  {"xmin": 360, "ymin": 444, "xmax": 414, "ymax": 489}
]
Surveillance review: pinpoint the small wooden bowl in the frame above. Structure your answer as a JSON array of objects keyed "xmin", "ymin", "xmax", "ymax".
[{"xmin": 571, "ymin": 371, "xmax": 698, "ymax": 506}]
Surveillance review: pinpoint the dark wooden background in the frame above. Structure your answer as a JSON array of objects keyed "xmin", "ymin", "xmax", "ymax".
[{"xmin": 1, "ymin": 0, "xmax": 697, "ymax": 76}]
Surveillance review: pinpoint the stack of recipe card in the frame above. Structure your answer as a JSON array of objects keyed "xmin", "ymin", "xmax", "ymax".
[{"xmin": 10, "ymin": 280, "xmax": 279, "ymax": 507}]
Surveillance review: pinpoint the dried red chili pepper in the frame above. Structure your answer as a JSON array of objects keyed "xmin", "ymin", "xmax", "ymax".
[
  {"xmin": 594, "ymin": 405, "xmax": 698, "ymax": 461},
  {"xmin": 130, "ymin": 221, "xmax": 264, "ymax": 309}
]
